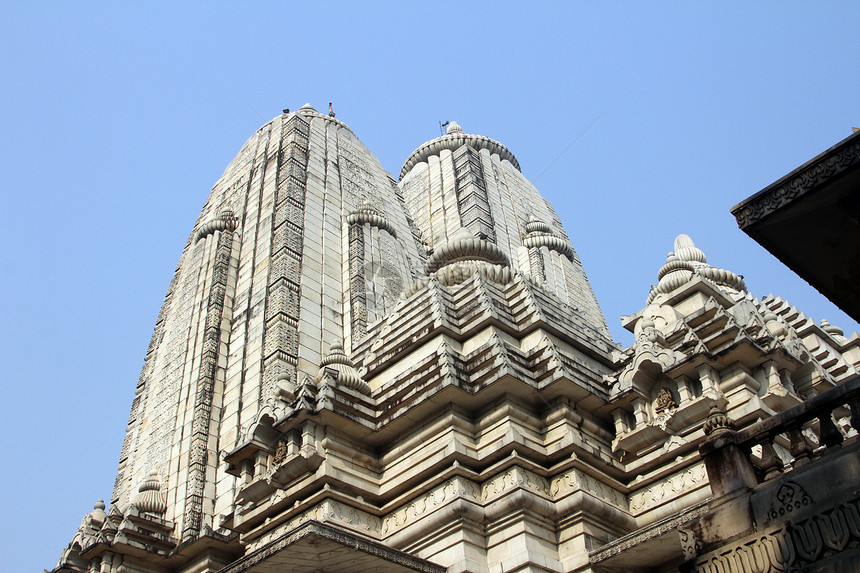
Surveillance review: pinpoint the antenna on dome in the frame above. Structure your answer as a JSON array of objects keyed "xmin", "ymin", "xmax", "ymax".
[{"xmin": 439, "ymin": 121, "xmax": 449, "ymax": 136}]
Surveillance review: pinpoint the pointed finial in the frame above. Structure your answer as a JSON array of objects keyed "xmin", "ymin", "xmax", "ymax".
[
  {"xmin": 88, "ymin": 499, "xmax": 107, "ymax": 526},
  {"xmin": 673, "ymin": 234, "xmax": 706, "ymax": 264}
]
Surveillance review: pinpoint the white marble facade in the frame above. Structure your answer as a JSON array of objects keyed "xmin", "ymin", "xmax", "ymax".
[{"xmin": 55, "ymin": 107, "xmax": 860, "ymax": 573}]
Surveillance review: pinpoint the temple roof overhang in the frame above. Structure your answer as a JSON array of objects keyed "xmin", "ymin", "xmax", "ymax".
[
  {"xmin": 732, "ymin": 130, "xmax": 860, "ymax": 322},
  {"xmin": 220, "ymin": 520, "xmax": 445, "ymax": 573}
]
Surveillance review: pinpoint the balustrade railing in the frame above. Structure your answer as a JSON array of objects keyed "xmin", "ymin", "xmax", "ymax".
[{"xmin": 700, "ymin": 376, "xmax": 860, "ymax": 497}]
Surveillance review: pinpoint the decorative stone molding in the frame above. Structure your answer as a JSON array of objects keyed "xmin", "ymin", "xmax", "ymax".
[
  {"xmin": 696, "ymin": 495, "xmax": 860, "ymax": 571},
  {"xmin": 732, "ymin": 139, "xmax": 860, "ymax": 229},
  {"xmin": 589, "ymin": 502, "xmax": 710, "ymax": 564},
  {"xmin": 348, "ymin": 221, "xmax": 368, "ymax": 339},
  {"xmin": 346, "ymin": 201, "xmax": 398, "ymax": 238},
  {"xmin": 629, "ymin": 463, "xmax": 707, "ymax": 513},
  {"xmin": 696, "ymin": 526, "xmax": 794, "ymax": 573},
  {"xmin": 398, "ymin": 228, "xmax": 515, "ymax": 299},
  {"xmin": 224, "ymin": 520, "xmax": 445, "ymax": 573},
  {"xmin": 522, "ymin": 232, "xmax": 575, "ymax": 261},
  {"xmin": 482, "ymin": 465, "xmax": 551, "ymax": 500},
  {"xmin": 435, "ymin": 261, "xmax": 512, "ymax": 287},
  {"xmin": 194, "ymin": 210, "xmax": 239, "ymax": 242},
  {"xmin": 425, "ymin": 227, "xmax": 509, "ymax": 274},
  {"xmin": 550, "ymin": 469, "xmax": 626, "ymax": 508},
  {"xmin": 452, "ymin": 144, "xmax": 496, "ymax": 242},
  {"xmin": 261, "ymin": 114, "xmax": 308, "ymax": 398},
  {"xmin": 614, "ymin": 319, "xmax": 686, "ymax": 394},
  {"xmin": 184, "ymin": 219, "xmax": 236, "ymax": 540},
  {"xmin": 522, "ymin": 216, "xmax": 575, "ymax": 261},
  {"xmin": 679, "ymin": 527, "xmax": 700, "ymax": 562}
]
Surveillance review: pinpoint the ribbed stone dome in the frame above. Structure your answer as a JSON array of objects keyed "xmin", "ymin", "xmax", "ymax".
[{"xmin": 399, "ymin": 122, "xmax": 521, "ymax": 180}]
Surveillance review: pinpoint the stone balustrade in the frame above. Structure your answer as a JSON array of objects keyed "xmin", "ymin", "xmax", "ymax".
[{"xmin": 700, "ymin": 375, "xmax": 860, "ymax": 497}]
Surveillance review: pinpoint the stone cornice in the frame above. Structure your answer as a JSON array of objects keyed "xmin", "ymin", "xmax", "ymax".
[
  {"xmin": 731, "ymin": 131, "xmax": 860, "ymax": 229},
  {"xmin": 399, "ymin": 132, "xmax": 521, "ymax": 180}
]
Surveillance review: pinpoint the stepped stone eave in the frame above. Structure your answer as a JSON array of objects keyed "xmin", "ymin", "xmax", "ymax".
[{"xmin": 624, "ymin": 275, "xmax": 739, "ymax": 334}]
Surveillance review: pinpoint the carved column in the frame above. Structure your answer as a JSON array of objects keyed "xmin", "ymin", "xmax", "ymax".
[
  {"xmin": 183, "ymin": 214, "xmax": 237, "ymax": 540},
  {"xmin": 261, "ymin": 115, "xmax": 309, "ymax": 397},
  {"xmin": 348, "ymin": 221, "xmax": 367, "ymax": 340}
]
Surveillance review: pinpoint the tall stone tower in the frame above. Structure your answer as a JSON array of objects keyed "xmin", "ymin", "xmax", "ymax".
[{"xmin": 55, "ymin": 108, "xmax": 860, "ymax": 573}]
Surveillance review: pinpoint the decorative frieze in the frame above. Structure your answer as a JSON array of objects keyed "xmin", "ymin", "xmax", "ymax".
[
  {"xmin": 629, "ymin": 463, "xmax": 707, "ymax": 513},
  {"xmin": 696, "ymin": 495, "xmax": 860, "ymax": 572},
  {"xmin": 732, "ymin": 140, "xmax": 860, "ymax": 229}
]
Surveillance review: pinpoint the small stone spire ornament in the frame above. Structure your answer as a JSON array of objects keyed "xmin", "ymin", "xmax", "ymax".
[
  {"xmin": 521, "ymin": 215, "xmax": 575, "ymax": 261},
  {"xmin": 764, "ymin": 312, "xmax": 787, "ymax": 339},
  {"xmin": 446, "ymin": 120, "xmax": 463, "ymax": 134},
  {"xmin": 88, "ymin": 499, "xmax": 107, "ymax": 526},
  {"xmin": 648, "ymin": 234, "xmax": 746, "ymax": 304},
  {"xmin": 703, "ymin": 405, "xmax": 733, "ymax": 436},
  {"xmin": 319, "ymin": 342, "xmax": 370, "ymax": 394},
  {"xmin": 821, "ymin": 319, "xmax": 845, "ymax": 340},
  {"xmin": 130, "ymin": 470, "xmax": 167, "ymax": 515}
]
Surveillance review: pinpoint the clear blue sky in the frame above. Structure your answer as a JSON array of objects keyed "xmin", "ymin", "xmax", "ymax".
[{"xmin": 2, "ymin": 2, "xmax": 858, "ymax": 570}]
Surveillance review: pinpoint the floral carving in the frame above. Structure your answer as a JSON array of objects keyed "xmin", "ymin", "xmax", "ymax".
[
  {"xmin": 630, "ymin": 464, "xmax": 707, "ymax": 513},
  {"xmin": 733, "ymin": 142, "xmax": 860, "ymax": 228},
  {"xmin": 769, "ymin": 481, "xmax": 813, "ymax": 520}
]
